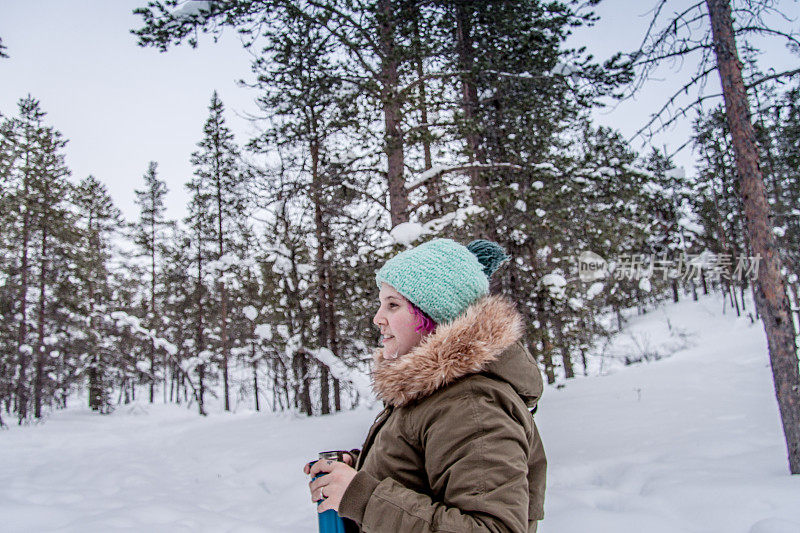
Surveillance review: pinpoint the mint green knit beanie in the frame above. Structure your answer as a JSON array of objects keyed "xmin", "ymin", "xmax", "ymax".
[{"xmin": 375, "ymin": 238, "xmax": 508, "ymax": 325}]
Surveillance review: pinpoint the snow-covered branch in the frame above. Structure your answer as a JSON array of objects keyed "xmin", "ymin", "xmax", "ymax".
[{"xmin": 406, "ymin": 162, "xmax": 525, "ymax": 193}]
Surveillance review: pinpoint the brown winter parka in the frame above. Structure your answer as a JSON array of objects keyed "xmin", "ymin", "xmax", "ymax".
[{"xmin": 338, "ymin": 295, "xmax": 547, "ymax": 532}]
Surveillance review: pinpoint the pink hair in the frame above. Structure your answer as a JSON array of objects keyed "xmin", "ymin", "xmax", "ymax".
[{"xmin": 407, "ymin": 301, "xmax": 437, "ymax": 334}]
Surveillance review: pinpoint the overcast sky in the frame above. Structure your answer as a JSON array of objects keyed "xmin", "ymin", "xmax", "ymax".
[{"xmin": 1, "ymin": 0, "xmax": 797, "ymax": 223}]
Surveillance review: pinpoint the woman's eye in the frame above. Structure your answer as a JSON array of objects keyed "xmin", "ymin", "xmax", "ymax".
[{"xmin": 388, "ymin": 303, "xmax": 398, "ymax": 309}]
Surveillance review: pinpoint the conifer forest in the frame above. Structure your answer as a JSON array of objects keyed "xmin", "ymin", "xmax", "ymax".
[{"xmin": 2, "ymin": 0, "xmax": 800, "ymax": 476}]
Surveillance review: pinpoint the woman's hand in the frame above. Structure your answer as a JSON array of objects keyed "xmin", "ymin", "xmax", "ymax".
[
  {"xmin": 305, "ymin": 455, "xmax": 358, "ymax": 513},
  {"xmin": 302, "ymin": 451, "xmax": 354, "ymax": 475}
]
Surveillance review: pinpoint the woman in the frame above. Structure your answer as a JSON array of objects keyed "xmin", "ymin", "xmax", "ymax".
[{"xmin": 305, "ymin": 238, "xmax": 547, "ymax": 532}]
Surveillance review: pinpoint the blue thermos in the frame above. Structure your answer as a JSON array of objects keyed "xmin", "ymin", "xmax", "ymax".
[{"xmin": 314, "ymin": 451, "xmax": 347, "ymax": 533}]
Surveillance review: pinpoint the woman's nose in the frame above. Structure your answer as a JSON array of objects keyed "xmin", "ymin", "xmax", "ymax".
[{"xmin": 372, "ymin": 309, "xmax": 384, "ymax": 326}]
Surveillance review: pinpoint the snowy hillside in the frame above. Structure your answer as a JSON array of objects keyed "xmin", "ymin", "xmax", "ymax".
[{"xmin": 2, "ymin": 292, "xmax": 799, "ymax": 532}]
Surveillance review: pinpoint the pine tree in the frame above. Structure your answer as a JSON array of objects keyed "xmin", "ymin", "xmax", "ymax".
[
  {"xmin": 159, "ymin": 229, "xmax": 200, "ymax": 406},
  {"xmin": 73, "ymin": 175, "xmax": 122, "ymax": 413},
  {"xmin": 4, "ymin": 97, "xmax": 45, "ymax": 422},
  {"xmin": 514, "ymin": 124, "xmax": 654, "ymax": 380},
  {"xmin": 770, "ymin": 85, "xmax": 800, "ymax": 319},
  {"xmin": 134, "ymin": 161, "xmax": 170, "ymax": 403},
  {"xmin": 643, "ymin": 148, "xmax": 700, "ymax": 303},
  {"xmin": 1, "ymin": 105, "xmax": 79, "ymax": 419},
  {"xmin": 184, "ymin": 177, "xmax": 214, "ymax": 416},
  {"xmin": 30, "ymin": 129, "xmax": 73, "ymax": 418},
  {"xmin": 1, "ymin": 96, "xmax": 74, "ymax": 421},
  {"xmin": 744, "ymin": 80, "xmax": 800, "ymax": 323},
  {"xmin": 263, "ymin": 201, "xmax": 315, "ymax": 415},
  {"xmin": 133, "ymin": 0, "xmax": 426, "ymax": 226},
  {"xmin": 706, "ymin": 1, "xmax": 800, "ymax": 472},
  {"xmin": 0, "ymin": 111, "xmax": 16, "ymax": 425},
  {"xmin": 189, "ymin": 91, "xmax": 249, "ymax": 412},
  {"xmin": 692, "ymin": 107, "xmax": 751, "ymax": 307},
  {"xmin": 400, "ymin": 1, "xmax": 630, "ymax": 231},
  {"xmin": 236, "ymin": 231, "xmax": 268, "ymax": 411},
  {"xmin": 246, "ymin": 11, "xmax": 358, "ymax": 414},
  {"xmin": 628, "ymin": 0, "xmax": 800, "ymax": 474}
]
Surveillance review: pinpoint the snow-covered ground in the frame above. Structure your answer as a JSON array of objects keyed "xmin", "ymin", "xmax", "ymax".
[{"xmin": 2, "ymin": 293, "xmax": 799, "ymax": 532}]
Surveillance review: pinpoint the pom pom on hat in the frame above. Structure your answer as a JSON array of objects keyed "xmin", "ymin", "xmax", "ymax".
[
  {"xmin": 375, "ymin": 238, "xmax": 508, "ymax": 324},
  {"xmin": 467, "ymin": 239, "xmax": 509, "ymax": 277}
]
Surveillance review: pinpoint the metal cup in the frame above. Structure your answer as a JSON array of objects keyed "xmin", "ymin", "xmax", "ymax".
[{"xmin": 312, "ymin": 451, "xmax": 348, "ymax": 533}]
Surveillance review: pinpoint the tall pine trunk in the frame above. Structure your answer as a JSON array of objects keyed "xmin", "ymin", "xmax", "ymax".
[
  {"xmin": 410, "ymin": 12, "xmax": 440, "ymax": 218},
  {"xmin": 294, "ymin": 352, "xmax": 313, "ymax": 416},
  {"xmin": 16, "ymin": 174, "xmax": 31, "ymax": 423},
  {"xmin": 311, "ymin": 139, "xmax": 332, "ymax": 415},
  {"xmin": 325, "ymin": 270, "xmax": 342, "ymax": 412},
  {"xmin": 252, "ymin": 340, "xmax": 260, "ymax": 412},
  {"xmin": 535, "ymin": 294, "xmax": 556, "ymax": 384},
  {"xmin": 551, "ymin": 310, "xmax": 574, "ymax": 379},
  {"xmin": 33, "ymin": 219, "xmax": 47, "ymax": 418},
  {"xmin": 87, "ymin": 212, "xmax": 103, "ymax": 412},
  {"xmin": 378, "ymin": 0, "xmax": 408, "ymax": 226},
  {"xmin": 217, "ymin": 181, "xmax": 231, "ymax": 412},
  {"xmin": 195, "ymin": 240, "xmax": 207, "ymax": 416},
  {"xmin": 149, "ymin": 223, "xmax": 156, "ymax": 404},
  {"xmin": 220, "ymin": 282, "xmax": 230, "ymax": 411},
  {"xmin": 706, "ymin": 0, "xmax": 800, "ymax": 474},
  {"xmin": 454, "ymin": 3, "xmax": 489, "ymax": 207},
  {"xmin": 323, "ymin": 219, "xmax": 342, "ymax": 412}
]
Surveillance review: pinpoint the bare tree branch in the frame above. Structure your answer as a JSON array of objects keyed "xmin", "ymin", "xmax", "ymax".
[
  {"xmin": 746, "ymin": 67, "xmax": 800, "ymax": 88},
  {"xmin": 735, "ymin": 25, "xmax": 800, "ymax": 48},
  {"xmin": 631, "ymin": 64, "xmax": 718, "ymax": 141},
  {"xmin": 632, "ymin": 43, "xmax": 711, "ymax": 66},
  {"xmin": 633, "ymin": 0, "xmax": 672, "ymax": 55}
]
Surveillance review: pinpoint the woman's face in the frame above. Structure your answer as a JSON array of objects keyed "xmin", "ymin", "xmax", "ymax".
[{"xmin": 373, "ymin": 283, "xmax": 425, "ymax": 359}]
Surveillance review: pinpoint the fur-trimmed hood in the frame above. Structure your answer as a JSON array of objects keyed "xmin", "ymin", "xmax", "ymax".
[{"xmin": 371, "ymin": 294, "xmax": 543, "ymax": 407}]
